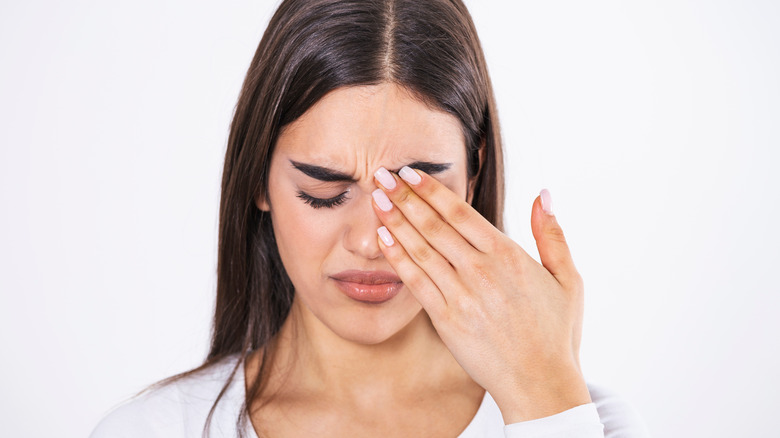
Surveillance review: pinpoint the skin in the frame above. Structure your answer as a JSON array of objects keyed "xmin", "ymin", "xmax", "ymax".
[{"xmin": 248, "ymin": 83, "xmax": 590, "ymax": 436}]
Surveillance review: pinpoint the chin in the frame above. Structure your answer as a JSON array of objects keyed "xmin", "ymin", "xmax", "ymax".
[
  {"xmin": 336, "ymin": 327, "xmax": 401, "ymax": 345},
  {"xmin": 339, "ymin": 304, "xmax": 424, "ymax": 345},
  {"xmin": 332, "ymin": 316, "xmax": 416, "ymax": 345},
  {"xmin": 298, "ymin": 289, "xmax": 425, "ymax": 345}
]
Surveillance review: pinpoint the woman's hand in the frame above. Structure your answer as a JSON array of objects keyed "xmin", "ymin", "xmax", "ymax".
[{"xmin": 371, "ymin": 166, "xmax": 592, "ymax": 424}]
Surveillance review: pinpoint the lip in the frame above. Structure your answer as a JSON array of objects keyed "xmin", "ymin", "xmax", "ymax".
[{"xmin": 331, "ymin": 270, "xmax": 403, "ymax": 304}]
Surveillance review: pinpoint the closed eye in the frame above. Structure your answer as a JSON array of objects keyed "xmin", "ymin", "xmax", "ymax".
[{"xmin": 296, "ymin": 190, "xmax": 349, "ymax": 209}]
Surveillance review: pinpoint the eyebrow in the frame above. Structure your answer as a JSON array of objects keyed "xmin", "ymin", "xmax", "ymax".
[{"xmin": 289, "ymin": 160, "xmax": 453, "ymax": 182}]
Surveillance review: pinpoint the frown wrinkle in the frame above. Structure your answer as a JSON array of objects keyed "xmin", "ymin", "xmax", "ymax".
[{"xmin": 290, "ymin": 159, "xmax": 453, "ymax": 183}]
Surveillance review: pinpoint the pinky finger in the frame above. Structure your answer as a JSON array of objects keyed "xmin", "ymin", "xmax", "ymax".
[{"xmin": 377, "ymin": 226, "xmax": 447, "ymax": 318}]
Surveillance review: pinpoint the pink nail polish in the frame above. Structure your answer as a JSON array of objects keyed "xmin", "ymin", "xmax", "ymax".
[
  {"xmin": 540, "ymin": 189, "xmax": 553, "ymax": 215},
  {"xmin": 372, "ymin": 189, "xmax": 393, "ymax": 212},
  {"xmin": 377, "ymin": 226, "xmax": 394, "ymax": 246},
  {"xmin": 374, "ymin": 167, "xmax": 397, "ymax": 190},
  {"xmin": 399, "ymin": 166, "xmax": 421, "ymax": 185}
]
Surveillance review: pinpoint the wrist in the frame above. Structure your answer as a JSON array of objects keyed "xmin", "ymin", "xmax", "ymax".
[{"xmin": 492, "ymin": 369, "xmax": 592, "ymax": 424}]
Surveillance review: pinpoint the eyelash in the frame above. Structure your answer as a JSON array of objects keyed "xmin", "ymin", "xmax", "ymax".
[{"xmin": 296, "ymin": 190, "xmax": 349, "ymax": 209}]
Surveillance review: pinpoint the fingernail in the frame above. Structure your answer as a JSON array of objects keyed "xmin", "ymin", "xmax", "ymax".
[
  {"xmin": 377, "ymin": 226, "xmax": 394, "ymax": 246},
  {"xmin": 374, "ymin": 167, "xmax": 396, "ymax": 190},
  {"xmin": 398, "ymin": 166, "xmax": 421, "ymax": 185},
  {"xmin": 372, "ymin": 188, "xmax": 393, "ymax": 211},
  {"xmin": 540, "ymin": 188, "xmax": 554, "ymax": 215}
]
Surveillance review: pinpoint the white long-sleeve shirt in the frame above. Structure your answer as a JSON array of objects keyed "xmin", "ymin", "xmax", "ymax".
[{"xmin": 89, "ymin": 354, "xmax": 651, "ymax": 437}]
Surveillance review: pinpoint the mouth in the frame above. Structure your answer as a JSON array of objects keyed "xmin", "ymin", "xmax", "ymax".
[{"xmin": 330, "ymin": 270, "xmax": 403, "ymax": 304}]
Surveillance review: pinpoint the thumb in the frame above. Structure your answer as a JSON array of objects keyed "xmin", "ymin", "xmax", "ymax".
[{"xmin": 531, "ymin": 189, "xmax": 580, "ymax": 288}]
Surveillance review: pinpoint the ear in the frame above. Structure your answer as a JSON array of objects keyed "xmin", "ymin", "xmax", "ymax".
[
  {"xmin": 255, "ymin": 190, "xmax": 270, "ymax": 212},
  {"xmin": 466, "ymin": 139, "xmax": 486, "ymax": 205}
]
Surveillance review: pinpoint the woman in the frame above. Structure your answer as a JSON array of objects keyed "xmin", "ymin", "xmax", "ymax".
[{"xmin": 91, "ymin": 0, "xmax": 650, "ymax": 436}]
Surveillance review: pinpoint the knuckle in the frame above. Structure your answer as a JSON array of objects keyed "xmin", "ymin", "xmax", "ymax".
[
  {"xmin": 418, "ymin": 180, "xmax": 438, "ymax": 197},
  {"xmin": 394, "ymin": 188, "xmax": 414, "ymax": 206},
  {"xmin": 545, "ymin": 222, "xmax": 568, "ymax": 244},
  {"xmin": 452, "ymin": 293, "xmax": 473, "ymax": 315},
  {"xmin": 451, "ymin": 294, "xmax": 488, "ymax": 324},
  {"xmin": 499, "ymin": 245, "xmax": 523, "ymax": 268},
  {"xmin": 410, "ymin": 243, "xmax": 434, "ymax": 263},
  {"xmin": 385, "ymin": 211, "xmax": 406, "ymax": 228},
  {"xmin": 439, "ymin": 307, "xmax": 454, "ymax": 324},
  {"xmin": 480, "ymin": 233, "xmax": 501, "ymax": 254},
  {"xmin": 469, "ymin": 259, "xmax": 492, "ymax": 285},
  {"xmin": 449, "ymin": 203, "xmax": 472, "ymax": 225},
  {"xmin": 386, "ymin": 245, "xmax": 406, "ymax": 263},
  {"xmin": 486, "ymin": 234, "xmax": 512, "ymax": 257},
  {"xmin": 394, "ymin": 258, "xmax": 426, "ymax": 289},
  {"xmin": 406, "ymin": 270, "xmax": 428, "ymax": 292},
  {"xmin": 421, "ymin": 215, "xmax": 445, "ymax": 236}
]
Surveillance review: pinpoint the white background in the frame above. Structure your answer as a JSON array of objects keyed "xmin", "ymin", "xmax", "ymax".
[{"xmin": 1, "ymin": 1, "xmax": 778, "ymax": 436}]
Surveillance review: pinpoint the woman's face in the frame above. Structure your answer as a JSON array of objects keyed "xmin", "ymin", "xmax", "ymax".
[{"xmin": 258, "ymin": 83, "xmax": 472, "ymax": 345}]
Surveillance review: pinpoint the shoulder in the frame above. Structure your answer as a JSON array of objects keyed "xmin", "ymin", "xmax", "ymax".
[
  {"xmin": 89, "ymin": 382, "xmax": 184, "ymax": 438},
  {"xmin": 89, "ymin": 354, "xmax": 246, "ymax": 438},
  {"xmin": 586, "ymin": 381, "xmax": 652, "ymax": 438}
]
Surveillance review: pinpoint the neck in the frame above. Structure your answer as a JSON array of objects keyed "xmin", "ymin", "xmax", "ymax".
[{"xmin": 261, "ymin": 295, "xmax": 472, "ymax": 404}]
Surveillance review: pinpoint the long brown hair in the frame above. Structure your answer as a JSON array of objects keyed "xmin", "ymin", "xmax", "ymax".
[{"xmin": 148, "ymin": 0, "xmax": 504, "ymax": 436}]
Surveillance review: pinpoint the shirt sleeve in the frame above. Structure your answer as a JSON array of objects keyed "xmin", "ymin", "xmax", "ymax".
[
  {"xmin": 503, "ymin": 403, "xmax": 605, "ymax": 438},
  {"xmin": 587, "ymin": 382, "xmax": 652, "ymax": 437},
  {"xmin": 89, "ymin": 387, "xmax": 185, "ymax": 438}
]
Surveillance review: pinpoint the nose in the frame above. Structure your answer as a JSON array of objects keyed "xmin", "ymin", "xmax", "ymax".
[{"xmin": 342, "ymin": 190, "xmax": 385, "ymax": 260}]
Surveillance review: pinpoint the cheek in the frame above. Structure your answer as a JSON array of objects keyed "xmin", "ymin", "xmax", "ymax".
[{"xmin": 270, "ymin": 189, "xmax": 343, "ymax": 288}]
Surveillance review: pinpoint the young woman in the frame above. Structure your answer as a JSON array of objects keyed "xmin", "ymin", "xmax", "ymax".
[{"xmin": 91, "ymin": 0, "xmax": 650, "ymax": 436}]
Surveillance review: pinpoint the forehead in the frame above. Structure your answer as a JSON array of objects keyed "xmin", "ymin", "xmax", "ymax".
[{"xmin": 275, "ymin": 83, "xmax": 466, "ymax": 166}]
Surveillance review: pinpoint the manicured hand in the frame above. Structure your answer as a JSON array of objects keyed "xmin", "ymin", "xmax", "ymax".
[{"xmin": 371, "ymin": 166, "xmax": 592, "ymax": 423}]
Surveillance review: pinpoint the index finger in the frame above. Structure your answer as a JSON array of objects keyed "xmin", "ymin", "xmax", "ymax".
[{"xmin": 397, "ymin": 166, "xmax": 500, "ymax": 253}]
